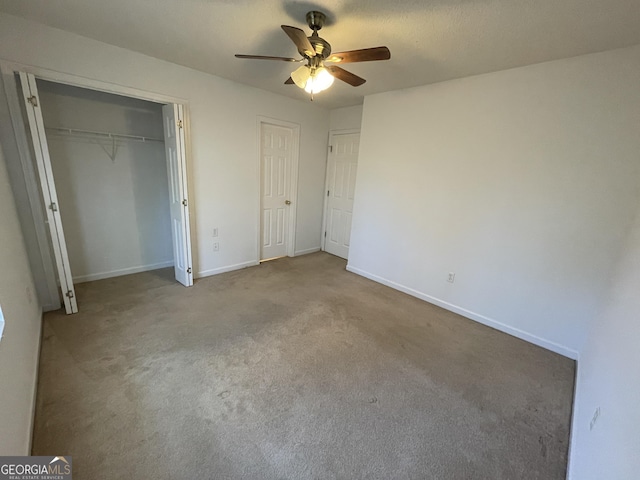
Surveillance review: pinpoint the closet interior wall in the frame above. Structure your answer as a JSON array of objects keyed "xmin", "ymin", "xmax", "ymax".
[{"xmin": 37, "ymin": 80, "xmax": 173, "ymax": 284}]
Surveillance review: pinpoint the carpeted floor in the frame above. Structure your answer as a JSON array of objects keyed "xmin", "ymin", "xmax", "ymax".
[{"xmin": 33, "ymin": 252, "xmax": 575, "ymax": 479}]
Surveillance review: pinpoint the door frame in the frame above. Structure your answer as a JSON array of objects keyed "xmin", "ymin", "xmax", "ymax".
[
  {"xmin": 18, "ymin": 72, "xmax": 78, "ymax": 313},
  {"xmin": 256, "ymin": 117, "xmax": 300, "ymax": 262},
  {"xmin": 321, "ymin": 129, "xmax": 360, "ymax": 252},
  {"xmin": 1, "ymin": 60, "xmax": 196, "ymax": 310}
]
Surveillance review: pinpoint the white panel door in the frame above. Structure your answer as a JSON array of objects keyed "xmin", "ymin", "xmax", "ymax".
[
  {"xmin": 324, "ymin": 132, "xmax": 360, "ymax": 260},
  {"xmin": 261, "ymin": 124, "xmax": 293, "ymax": 261},
  {"xmin": 18, "ymin": 72, "xmax": 78, "ymax": 314},
  {"xmin": 162, "ymin": 104, "xmax": 193, "ymax": 286}
]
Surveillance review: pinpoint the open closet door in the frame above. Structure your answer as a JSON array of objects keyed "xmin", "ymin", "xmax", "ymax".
[
  {"xmin": 162, "ymin": 104, "xmax": 193, "ymax": 287},
  {"xmin": 18, "ymin": 72, "xmax": 78, "ymax": 314}
]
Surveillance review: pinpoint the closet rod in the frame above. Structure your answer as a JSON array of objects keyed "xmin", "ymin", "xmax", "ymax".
[{"xmin": 45, "ymin": 126, "xmax": 164, "ymax": 143}]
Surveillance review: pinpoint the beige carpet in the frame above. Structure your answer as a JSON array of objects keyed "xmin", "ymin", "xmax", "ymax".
[{"xmin": 33, "ymin": 252, "xmax": 574, "ymax": 479}]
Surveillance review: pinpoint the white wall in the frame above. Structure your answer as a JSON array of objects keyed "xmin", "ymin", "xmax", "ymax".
[
  {"xmin": 568, "ymin": 206, "xmax": 640, "ymax": 479},
  {"xmin": 0, "ymin": 13, "xmax": 330, "ymax": 303},
  {"xmin": 38, "ymin": 81, "xmax": 173, "ymax": 282},
  {"xmin": 0, "ymin": 143, "xmax": 42, "ymax": 454},
  {"xmin": 329, "ymin": 105, "xmax": 363, "ymax": 132},
  {"xmin": 349, "ymin": 45, "xmax": 640, "ymax": 357}
]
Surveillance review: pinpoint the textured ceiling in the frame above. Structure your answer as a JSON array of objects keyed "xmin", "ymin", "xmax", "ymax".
[{"xmin": 1, "ymin": 0, "xmax": 639, "ymax": 109}]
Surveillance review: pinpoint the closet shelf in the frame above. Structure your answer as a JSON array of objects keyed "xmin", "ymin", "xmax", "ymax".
[{"xmin": 45, "ymin": 127, "xmax": 163, "ymax": 144}]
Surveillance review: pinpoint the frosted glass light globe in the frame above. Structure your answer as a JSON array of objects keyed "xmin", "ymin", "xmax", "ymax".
[
  {"xmin": 304, "ymin": 67, "xmax": 334, "ymax": 94},
  {"xmin": 291, "ymin": 65, "xmax": 311, "ymax": 89}
]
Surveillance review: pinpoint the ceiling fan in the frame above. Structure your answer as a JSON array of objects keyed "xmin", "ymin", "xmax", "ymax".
[{"xmin": 235, "ymin": 11, "xmax": 391, "ymax": 98}]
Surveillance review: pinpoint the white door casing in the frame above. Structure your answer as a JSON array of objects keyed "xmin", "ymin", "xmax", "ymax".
[
  {"xmin": 323, "ymin": 132, "xmax": 360, "ymax": 260},
  {"xmin": 4, "ymin": 62, "xmax": 193, "ymax": 310},
  {"xmin": 18, "ymin": 72, "xmax": 78, "ymax": 314},
  {"xmin": 260, "ymin": 122, "xmax": 297, "ymax": 261},
  {"xmin": 162, "ymin": 104, "xmax": 193, "ymax": 286}
]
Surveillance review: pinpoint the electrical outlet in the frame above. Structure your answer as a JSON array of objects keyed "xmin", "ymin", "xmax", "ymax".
[
  {"xmin": 213, "ymin": 242, "xmax": 219, "ymax": 252},
  {"xmin": 448, "ymin": 272, "xmax": 456, "ymax": 283},
  {"xmin": 590, "ymin": 407, "xmax": 600, "ymax": 431},
  {"xmin": 213, "ymin": 228, "xmax": 219, "ymax": 237}
]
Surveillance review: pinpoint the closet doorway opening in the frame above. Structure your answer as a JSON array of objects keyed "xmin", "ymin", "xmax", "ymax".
[{"xmin": 13, "ymin": 71, "xmax": 193, "ymax": 314}]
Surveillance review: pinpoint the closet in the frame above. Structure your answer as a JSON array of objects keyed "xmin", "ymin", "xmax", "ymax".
[
  {"xmin": 11, "ymin": 72, "xmax": 193, "ymax": 314},
  {"xmin": 39, "ymin": 80, "xmax": 172, "ymax": 283}
]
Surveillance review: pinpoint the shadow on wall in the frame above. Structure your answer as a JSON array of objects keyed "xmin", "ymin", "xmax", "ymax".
[{"xmin": 128, "ymin": 138, "xmax": 173, "ymax": 268}]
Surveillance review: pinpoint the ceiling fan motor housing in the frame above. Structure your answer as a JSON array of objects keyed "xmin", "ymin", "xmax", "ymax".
[
  {"xmin": 309, "ymin": 36, "xmax": 331, "ymax": 59},
  {"xmin": 304, "ymin": 11, "xmax": 331, "ymax": 59},
  {"xmin": 306, "ymin": 11, "xmax": 326, "ymax": 31}
]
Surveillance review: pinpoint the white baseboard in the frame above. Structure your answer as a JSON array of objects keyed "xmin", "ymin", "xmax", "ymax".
[
  {"xmin": 41, "ymin": 303, "xmax": 59, "ymax": 313},
  {"xmin": 196, "ymin": 260, "xmax": 259, "ymax": 279},
  {"xmin": 566, "ymin": 355, "xmax": 581, "ymax": 480},
  {"xmin": 294, "ymin": 247, "xmax": 321, "ymax": 256},
  {"xmin": 346, "ymin": 264, "xmax": 579, "ymax": 360},
  {"xmin": 73, "ymin": 261, "xmax": 174, "ymax": 283},
  {"xmin": 28, "ymin": 311, "xmax": 44, "ymax": 454}
]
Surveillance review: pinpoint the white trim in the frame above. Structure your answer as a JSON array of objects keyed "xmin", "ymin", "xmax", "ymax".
[
  {"xmin": 181, "ymin": 104, "xmax": 197, "ymax": 280},
  {"xmin": 321, "ymin": 129, "xmax": 360, "ymax": 252},
  {"xmin": 28, "ymin": 311, "xmax": 43, "ymax": 454},
  {"xmin": 196, "ymin": 260, "xmax": 259, "ymax": 279},
  {"xmin": 1, "ymin": 60, "xmax": 195, "ymax": 303},
  {"xmin": 72, "ymin": 261, "xmax": 174, "ymax": 284},
  {"xmin": 2, "ymin": 66, "xmax": 61, "ymax": 310},
  {"xmin": 295, "ymin": 247, "xmax": 321, "ymax": 256},
  {"xmin": 320, "ymin": 132, "xmax": 331, "ymax": 251},
  {"xmin": 566, "ymin": 355, "xmax": 581, "ymax": 480},
  {"xmin": 329, "ymin": 129, "xmax": 362, "ymax": 134},
  {"xmin": 19, "ymin": 72, "xmax": 78, "ymax": 314},
  {"xmin": 41, "ymin": 303, "xmax": 58, "ymax": 313},
  {"xmin": 0, "ymin": 58, "xmax": 188, "ymax": 105},
  {"xmin": 256, "ymin": 116, "xmax": 300, "ymax": 261},
  {"xmin": 346, "ymin": 264, "xmax": 579, "ymax": 360}
]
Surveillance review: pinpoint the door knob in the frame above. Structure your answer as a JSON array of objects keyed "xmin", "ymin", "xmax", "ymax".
[{"xmin": 285, "ymin": 200, "xmax": 291, "ymax": 205}]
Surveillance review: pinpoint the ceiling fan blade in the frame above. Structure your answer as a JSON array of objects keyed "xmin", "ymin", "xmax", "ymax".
[
  {"xmin": 281, "ymin": 25, "xmax": 315, "ymax": 57},
  {"xmin": 326, "ymin": 47, "xmax": 391, "ymax": 64},
  {"xmin": 326, "ymin": 66, "xmax": 366, "ymax": 87},
  {"xmin": 235, "ymin": 54, "xmax": 301, "ymax": 62},
  {"xmin": 285, "ymin": 77, "xmax": 295, "ymax": 84}
]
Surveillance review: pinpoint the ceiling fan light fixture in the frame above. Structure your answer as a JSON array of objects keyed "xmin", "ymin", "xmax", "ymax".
[
  {"xmin": 236, "ymin": 10, "xmax": 390, "ymax": 98},
  {"xmin": 303, "ymin": 67, "xmax": 334, "ymax": 94},
  {"xmin": 291, "ymin": 65, "xmax": 311, "ymax": 89}
]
